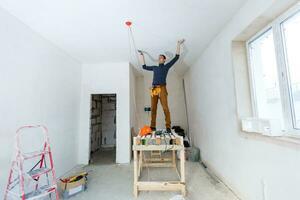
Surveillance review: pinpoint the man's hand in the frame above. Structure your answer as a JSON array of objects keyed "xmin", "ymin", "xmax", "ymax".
[
  {"xmin": 138, "ymin": 50, "xmax": 146, "ymax": 65},
  {"xmin": 137, "ymin": 49, "xmax": 144, "ymax": 55},
  {"xmin": 176, "ymin": 39, "xmax": 185, "ymax": 55},
  {"xmin": 177, "ymin": 39, "xmax": 185, "ymax": 45}
]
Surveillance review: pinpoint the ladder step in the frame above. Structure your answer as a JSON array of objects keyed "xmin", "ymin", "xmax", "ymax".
[
  {"xmin": 6, "ymin": 184, "xmax": 57, "ymax": 199},
  {"xmin": 22, "ymin": 150, "xmax": 50, "ymax": 160},
  {"xmin": 24, "ymin": 184, "xmax": 57, "ymax": 199},
  {"xmin": 27, "ymin": 167, "xmax": 52, "ymax": 179}
]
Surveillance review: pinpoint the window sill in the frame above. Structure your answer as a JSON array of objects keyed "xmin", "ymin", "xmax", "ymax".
[
  {"xmin": 241, "ymin": 130, "xmax": 300, "ymax": 146},
  {"xmin": 278, "ymin": 133, "xmax": 300, "ymax": 144},
  {"xmin": 241, "ymin": 118, "xmax": 300, "ymax": 146}
]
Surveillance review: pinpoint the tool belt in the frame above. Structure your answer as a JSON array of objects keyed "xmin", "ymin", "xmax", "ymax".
[{"xmin": 150, "ymin": 85, "xmax": 165, "ymax": 97}]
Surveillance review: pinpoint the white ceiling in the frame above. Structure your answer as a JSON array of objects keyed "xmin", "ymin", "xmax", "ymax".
[{"xmin": 0, "ymin": 0, "xmax": 246, "ymax": 74}]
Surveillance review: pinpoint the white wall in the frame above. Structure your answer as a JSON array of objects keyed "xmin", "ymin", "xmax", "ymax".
[
  {"xmin": 184, "ymin": 0, "xmax": 300, "ymax": 200},
  {"xmin": 135, "ymin": 72, "xmax": 188, "ymax": 132},
  {"xmin": 0, "ymin": 6, "xmax": 82, "ymax": 197},
  {"xmin": 78, "ymin": 62, "xmax": 131, "ymax": 164},
  {"xmin": 130, "ymin": 65, "xmax": 138, "ymax": 135},
  {"xmin": 135, "ymin": 76, "xmax": 146, "ymax": 128}
]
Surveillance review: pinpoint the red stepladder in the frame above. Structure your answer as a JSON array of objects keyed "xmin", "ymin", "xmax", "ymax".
[{"xmin": 4, "ymin": 125, "xmax": 60, "ymax": 200}]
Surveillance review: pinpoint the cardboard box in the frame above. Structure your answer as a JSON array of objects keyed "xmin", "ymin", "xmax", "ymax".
[{"xmin": 60, "ymin": 172, "xmax": 88, "ymax": 199}]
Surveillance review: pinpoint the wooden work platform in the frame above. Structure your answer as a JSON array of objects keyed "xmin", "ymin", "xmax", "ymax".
[{"xmin": 132, "ymin": 131, "xmax": 186, "ymax": 197}]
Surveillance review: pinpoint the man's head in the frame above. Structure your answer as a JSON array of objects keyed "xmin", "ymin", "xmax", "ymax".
[{"xmin": 158, "ymin": 54, "xmax": 166, "ymax": 64}]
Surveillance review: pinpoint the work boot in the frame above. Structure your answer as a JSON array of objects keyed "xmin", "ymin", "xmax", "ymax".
[
  {"xmin": 166, "ymin": 128, "xmax": 171, "ymax": 133},
  {"xmin": 151, "ymin": 127, "xmax": 156, "ymax": 131}
]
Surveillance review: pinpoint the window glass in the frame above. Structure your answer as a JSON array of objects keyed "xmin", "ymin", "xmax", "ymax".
[
  {"xmin": 282, "ymin": 11, "xmax": 300, "ymax": 129},
  {"xmin": 249, "ymin": 29, "xmax": 284, "ymax": 123}
]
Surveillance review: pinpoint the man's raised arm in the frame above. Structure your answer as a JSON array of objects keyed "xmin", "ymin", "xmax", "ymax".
[
  {"xmin": 166, "ymin": 39, "xmax": 185, "ymax": 68},
  {"xmin": 139, "ymin": 50, "xmax": 154, "ymax": 71}
]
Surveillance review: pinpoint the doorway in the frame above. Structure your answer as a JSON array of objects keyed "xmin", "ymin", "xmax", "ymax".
[{"xmin": 89, "ymin": 94, "xmax": 116, "ymax": 165}]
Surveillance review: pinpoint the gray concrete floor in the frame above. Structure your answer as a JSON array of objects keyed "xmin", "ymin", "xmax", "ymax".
[
  {"xmin": 70, "ymin": 149, "xmax": 239, "ymax": 200},
  {"xmin": 89, "ymin": 147, "xmax": 116, "ymax": 165}
]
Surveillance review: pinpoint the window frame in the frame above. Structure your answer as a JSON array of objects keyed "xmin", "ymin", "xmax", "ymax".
[
  {"xmin": 280, "ymin": 8, "xmax": 300, "ymax": 132},
  {"xmin": 246, "ymin": 3, "xmax": 300, "ymax": 136}
]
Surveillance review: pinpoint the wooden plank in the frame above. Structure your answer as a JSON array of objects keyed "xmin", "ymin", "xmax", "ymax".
[
  {"xmin": 144, "ymin": 158, "xmax": 172, "ymax": 162},
  {"xmin": 172, "ymin": 150, "xmax": 176, "ymax": 168},
  {"xmin": 137, "ymin": 181, "xmax": 185, "ymax": 191},
  {"xmin": 180, "ymin": 139, "xmax": 186, "ymax": 196},
  {"xmin": 132, "ymin": 145, "xmax": 183, "ymax": 151},
  {"xmin": 155, "ymin": 135, "xmax": 161, "ymax": 145},
  {"xmin": 133, "ymin": 138, "xmax": 138, "ymax": 197},
  {"xmin": 133, "ymin": 135, "xmax": 183, "ymax": 146},
  {"xmin": 151, "ymin": 150, "xmax": 161, "ymax": 157},
  {"xmin": 142, "ymin": 163, "xmax": 174, "ymax": 168},
  {"xmin": 138, "ymin": 151, "xmax": 142, "ymax": 178},
  {"xmin": 136, "ymin": 136, "xmax": 141, "ymax": 145}
]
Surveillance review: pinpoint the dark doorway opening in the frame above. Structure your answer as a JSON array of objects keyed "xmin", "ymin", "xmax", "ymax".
[{"xmin": 89, "ymin": 94, "xmax": 116, "ymax": 165}]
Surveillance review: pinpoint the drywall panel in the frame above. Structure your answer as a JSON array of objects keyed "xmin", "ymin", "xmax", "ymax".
[
  {"xmin": 78, "ymin": 62, "xmax": 131, "ymax": 164},
  {"xmin": 90, "ymin": 95, "xmax": 102, "ymax": 152},
  {"xmin": 101, "ymin": 95, "xmax": 116, "ymax": 147},
  {"xmin": 184, "ymin": 0, "xmax": 300, "ymax": 200},
  {"xmin": 0, "ymin": 7, "xmax": 81, "ymax": 197},
  {"xmin": 134, "ymin": 75, "xmax": 146, "ymax": 129},
  {"xmin": 130, "ymin": 65, "xmax": 138, "ymax": 135}
]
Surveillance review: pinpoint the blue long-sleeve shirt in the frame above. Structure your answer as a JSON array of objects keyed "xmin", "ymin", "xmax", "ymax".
[{"xmin": 142, "ymin": 54, "xmax": 179, "ymax": 86}]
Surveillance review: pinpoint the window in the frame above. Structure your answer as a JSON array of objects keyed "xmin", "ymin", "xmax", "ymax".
[
  {"xmin": 247, "ymin": 4, "xmax": 300, "ymax": 134},
  {"xmin": 281, "ymin": 11, "xmax": 300, "ymax": 129},
  {"xmin": 248, "ymin": 29, "xmax": 284, "ymax": 123}
]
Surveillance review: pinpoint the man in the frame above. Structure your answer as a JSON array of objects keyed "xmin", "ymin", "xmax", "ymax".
[{"xmin": 139, "ymin": 39, "xmax": 185, "ymax": 133}]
